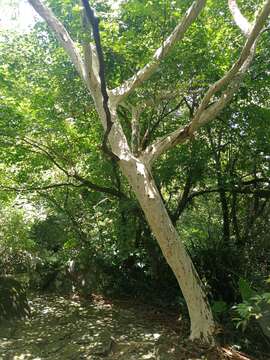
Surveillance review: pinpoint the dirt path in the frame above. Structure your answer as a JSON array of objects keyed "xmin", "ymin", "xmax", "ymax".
[{"xmin": 0, "ymin": 295, "xmax": 266, "ymax": 359}]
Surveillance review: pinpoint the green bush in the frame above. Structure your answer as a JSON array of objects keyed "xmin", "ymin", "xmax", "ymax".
[{"xmin": 233, "ymin": 278, "xmax": 270, "ymax": 339}]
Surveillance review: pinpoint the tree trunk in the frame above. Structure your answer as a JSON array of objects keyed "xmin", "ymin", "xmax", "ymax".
[
  {"xmin": 218, "ymin": 185, "xmax": 230, "ymax": 242},
  {"xmin": 92, "ymin": 89, "xmax": 216, "ymax": 344},
  {"xmin": 208, "ymin": 129, "xmax": 230, "ymax": 243},
  {"xmin": 120, "ymin": 157, "xmax": 215, "ymax": 343}
]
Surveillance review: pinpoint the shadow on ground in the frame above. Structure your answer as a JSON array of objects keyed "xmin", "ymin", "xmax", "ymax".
[{"xmin": 0, "ymin": 295, "xmax": 267, "ymax": 359}]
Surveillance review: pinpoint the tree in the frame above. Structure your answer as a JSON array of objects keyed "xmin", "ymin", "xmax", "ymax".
[{"xmin": 20, "ymin": 0, "xmax": 270, "ymax": 343}]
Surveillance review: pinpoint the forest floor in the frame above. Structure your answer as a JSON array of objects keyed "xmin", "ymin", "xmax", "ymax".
[{"xmin": 0, "ymin": 294, "xmax": 268, "ymax": 360}]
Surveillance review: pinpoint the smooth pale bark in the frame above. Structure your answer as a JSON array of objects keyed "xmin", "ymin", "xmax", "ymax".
[
  {"xmin": 119, "ymin": 157, "xmax": 215, "ymax": 342},
  {"xmin": 228, "ymin": 0, "xmax": 252, "ymax": 36}
]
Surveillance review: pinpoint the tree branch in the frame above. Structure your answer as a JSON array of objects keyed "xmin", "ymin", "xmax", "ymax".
[
  {"xmin": 22, "ymin": 137, "xmax": 71, "ymax": 176},
  {"xmin": 19, "ymin": 137, "xmax": 127, "ymax": 198},
  {"xmin": 0, "ymin": 177, "xmax": 126, "ymax": 198},
  {"xmin": 82, "ymin": 0, "xmax": 119, "ymax": 161},
  {"xmin": 81, "ymin": 8, "xmax": 100, "ymax": 89},
  {"xmin": 121, "ymin": 90, "xmax": 182, "ymax": 154},
  {"xmin": 143, "ymin": 124, "xmax": 191, "ymax": 165},
  {"xmin": 111, "ymin": 0, "xmax": 206, "ymax": 101},
  {"xmin": 171, "ymin": 173, "xmax": 193, "ymax": 224},
  {"xmin": 28, "ymin": 0, "xmax": 131, "ymax": 161},
  {"xmin": 73, "ymin": 172, "xmax": 127, "ymax": 198},
  {"xmin": 28, "ymin": 0, "xmax": 87, "ymax": 84},
  {"xmin": 39, "ymin": 192, "xmax": 88, "ymax": 242},
  {"xmin": 0, "ymin": 183, "xmax": 83, "ymax": 192},
  {"xmin": 228, "ymin": 0, "xmax": 252, "ymax": 37},
  {"xmin": 131, "ymin": 106, "xmax": 142, "ymax": 155},
  {"xmin": 171, "ymin": 180, "xmax": 270, "ymax": 222},
  {"xmin": 143, "ymin": 0, "xmax": 270, "ymax": 165},
  {"xmin": 189, "ymin": 1, "xmax": 270, "ymax": 130},
  {"xmin": 141, "ymin": 99, "xmax": 184, "ymax": 151}
]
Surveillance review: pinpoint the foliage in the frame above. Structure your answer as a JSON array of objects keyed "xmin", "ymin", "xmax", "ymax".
[
  {"xmin": 0, "ymin": 204, "xmax": 37, "ymax": 275},
  {"xmin": 0, "ymin": 275, "xmax": 30, "ymax": 321},
  {"xmin": 233, "ymin": 293, "xmax": 270, "ymax": 331},
  {"xmin": 233, "ymin": 278, "xmax": 270, "ymax": 333}
]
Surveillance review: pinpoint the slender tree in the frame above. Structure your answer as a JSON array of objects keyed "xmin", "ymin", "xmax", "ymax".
[{"xmin": 27, "ymin": 0, "xmax": 270, "ymax": 343}]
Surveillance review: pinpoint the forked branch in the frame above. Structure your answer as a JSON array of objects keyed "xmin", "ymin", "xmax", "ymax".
[
  {"xmin": 143, "ymin": 0, "xmax": 270, "ymax": 165},
  {"xmin": 189, "ymin": 0, "xmax": 270, "ymax": 131}
]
